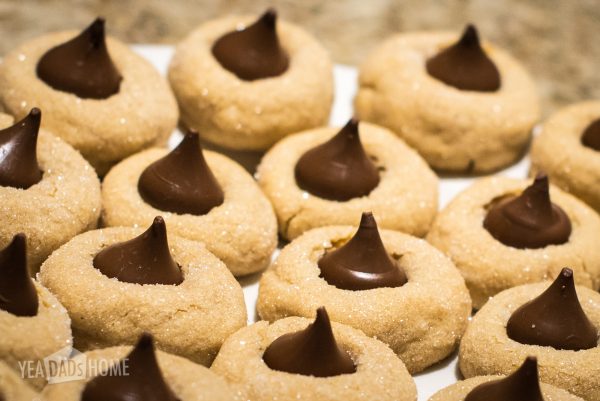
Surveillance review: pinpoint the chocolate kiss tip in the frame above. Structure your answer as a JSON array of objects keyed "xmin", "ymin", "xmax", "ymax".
[
  {"xmin": 464, "ymin": 356, "xmax": 544, "ymax": 401},
  {"xmin": 461, "ymin": 24, "xmax": 479, "ymax": 45},
  {"xmin": 92, "ymin": 217, "xmax": 183, "ymax": 286},
  {"xmin": 263, "ymin": 306, "xmax": 356, "ymax": 377},
  {"xmin": 260, "ymin": 8, "xmax": 277, "ymax": 27},
  {"xmin": 318, "ymin": 211, "xmax": 407, "ymax": 291},
  {"xmin": 507, "ymin": 267, "xmax": 598, "ymax": 351},
  {"xmin": 0, "ymin": 233, "xmax": 39, "ymax": 317}
]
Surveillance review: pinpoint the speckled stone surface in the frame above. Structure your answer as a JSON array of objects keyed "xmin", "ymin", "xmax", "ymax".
[{"xmin": 0, "ymin": 0, "xmax": 598, "ymax": 114}]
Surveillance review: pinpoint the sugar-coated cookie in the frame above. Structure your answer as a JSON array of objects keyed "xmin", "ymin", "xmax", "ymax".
[
  {"xmin": 212, "ymin": 308, "xmax": 417, "ymax": 401},
  {"xmin": 427, "ymin": 175, "xmax": 600, "ymax": 308},
  {"xmin": 258, "ymin": 120, "xmax": 438, "ymax": 240},
  {"xmin": 258, "ymin": 213, "xmax": 471, "ymax": 373},
  {"xmin": 531, "ymin": 100, "xmax": 600, "ymax": 214},
  {"xmin": 0, "ymin": 362, "xmax": 38, "ymax": 401},
  {"xmin": 168, "ymin": 10, "xmax": 333, "ymax": 151},
  {"xmin": 0, "ymin": 19, "xmax": 178, "ymax": 175},
  {"xmin": 102, "ymin": 133, "xmax": 277, "ymax": 276},
  {"xmin": 42, "ymin": 334, "xmax": 240, "ymax": 401},
  {"xmin": 0, "ymin": 110, "xmax": 100, "ymax": 274},
  {"xmin": 459, "ymin": 270, "xmax": 600, "ymax": 401},
  {"xmin": 355, "ymin": 25, "xmax": 539, "ymax": 173},
  {"xmin": 39, "ymin": 218, "xmax": 247, "ymax": 366}
]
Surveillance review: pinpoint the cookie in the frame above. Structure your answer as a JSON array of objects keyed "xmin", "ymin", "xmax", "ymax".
[
  {"xmin": 101, "ymin": 132, "xmax": 277, "ymax": 276},
  {"xmin": 459, "ymin": 269, "xmax": 600, "ymax": 401},
  {"xmin": 0, "ymin": 362, "xmax": 38, "ymax": 401},
  {"xmin": 531, "ymin": 100, "xmax": 600, "ymax": 214},
  {"xmin": 0, "ymin": 235, "xmax": 72, "ymax": 390},
  {"xmin": 212, "ymin": 308, "xmax": 417, "ymax": 401},
  {"xmin": 0, "ymin": 109, "xmax": 100, "ymax": 274},
  {"xmin": 39, "ymin": 218, "xmax": 247, "ymax": 366},
  {"xmin": 168, "ymin": 10, "xmax": 333, "ymax": 151},
  {"xmin": 0, "ymin": 18, "xmax": 178, "ymax": 175},
  {"xmin": 427, "ymin": 175, "xmax": 600, "ymax": 308},
  {"xmin": 258, "ymin": 212, "xmax": 470, "ymax": 373},
  {"xmin": 430, "ymin": 358, "xmax": 583, "ymax": 401},
  {"xmin": 257, "ymin": 120, "xmax": 438, "ymax": 240},
  {"xmin": 355, "ymin": 25, "xmax": 539, "ymax": 173},
  {"xmin": 42, "ymin": 334, "xmax": 240, "ymax": 401}
]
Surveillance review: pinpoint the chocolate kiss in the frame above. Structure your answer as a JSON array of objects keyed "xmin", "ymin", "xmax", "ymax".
[
  {"xmin": 0, "ymin": 234, "xmax": 38, "ymax": 317},
  {"xmin": 483, "ymin": 174, "xmax": 571, "ymax": 249},
  {"xmin": 263, "ymin": 307, "xmax": 356, "ymax": 377},
  {"xmin": 464, "ymin": 357, "xmax": 545, "ymax": 401},
  {"xmin": 93, "ymin": 217, "xmax": 183, "ymax": 285},
  {"xmin": 319, "ymin": 212, "xmax": 407, "ymax": 291},
  {"xmin": 37, "ymin": 18, "xmax": 122, "ymax": 99},
  {"xmin": 426, "ymin": 24, "xmax": 501, "ymax": 92},
  {"xmin": 507, "ymin": 268, "xmax": 598, "ymax": 351},
  {"xmin": 212, "ymin": 9, "xmax": 289, "ymax": 80},
  {"xmin": 138, "ymin": 132, "xmax": 224, "ymax": 215},
  {"xmin": 295, "ymin": 119, "xmax": 380, "ymax": 201},
  {"xmin": 81, "ymin": 333, "xmax": 179, "ymax": 401},
  {"xmin": 581, "ymin": 118, "xmax": 600, "ymax": 151},
  {"xmin": 0, "ymin": 108, "xmax": 43, "ymax": 189}
]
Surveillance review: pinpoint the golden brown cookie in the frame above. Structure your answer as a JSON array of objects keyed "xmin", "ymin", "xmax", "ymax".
[
  {"xmin": 459, "ymin": 278, "xmax": 600, "ymax": 401},
  {"xmin": 0, "ymin": 280, "xmax": 72, "ymax": 390},
  {"xmin": 101, "ymin": 135, "xmax": 277, "ymax": 277},
  {"xmin": 39, "ymin": 222, "xmax": 247, "ymax": 366},
  {"xmin": 42, "ymin": 337, "xmax": 240, "ymax": 401},
  {"xmin": 427, "ymin": 176, "xmax": 600, "ymax": 309},
  {"xmin": 211, "ymin": 314, "xmax": 417, "ymax": 401},
  {"xmin": 0, "ymin": 111, "xmax": 100, "ymax": 274},
  {"xmin": 0, "ymin": 21, "xmax": 178, "ymax": 175},
  {"xmin": 258, "ymin": 217, "xmax": 471, "ymax": 373},
  {"xmin": 168, "ymin": 11, "xmax": 333, "ymax": 151},
  {"xmin": 531, "ymin": 100, "xmax": 600, "ymax": 213},
  {"xmin": 257, "ymin": 121, "xmax": 438, "ymax": 240},
  {"xmin": 0, "ymin": 362, "xmax": 38, "ymax": 401},
  {"xmin": 355, "ymin": 27, "xmax": 539, "ymax": 173}
]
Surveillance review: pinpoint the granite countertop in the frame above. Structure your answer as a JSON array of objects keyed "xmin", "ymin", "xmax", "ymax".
[{"xmin": 1, "ymin": 0, "xmax": 599, "ymax": 114}]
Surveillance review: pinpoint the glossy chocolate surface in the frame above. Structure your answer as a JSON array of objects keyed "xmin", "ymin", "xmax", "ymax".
[
  {"xmin": 138, "ymin": 132, "xmax": 224, "ymax": 215},
  {"xmin": 295, "ymin": 119, "xmax": 380, "ymax": 201},
  {"xmin": 263, "ymin": 307, "xmax": 356, "ymax": 377},
  {"xmin": 483, "ymin": 174, "xmax": 571, "ymax": 249},
  {"xmin": 93, "ymin": 217, "xmax": 183, "ymax": 285},
  {"xmin": 0, "ymin": 108, "xmax": 43, "ymax": 189},
  {"xmin": 507, "ymin": 268, "xmax": 598, "ymax": 351},
  {"xmin": 37, "ymin": 18, "xmax": 122, "ymax": 99},
  {"xmin": 426, "ymin": 24, "xmax": 501, "ymax": 92},
  {"xmin": 212, "ymin": 9, "xmax": 289, "ymax": 80},
  {"xmin": 581, "ymin": 118, "xmax": 600, "ymax": 151},
  {"xmin": 464, "ymin": 357, "xmax": 545, "ymax": 401},
  {"xmin": 0, "ymin": 234, "xmax": 38, "ymax": 317},
  {"xmin": 81, "ymin": 333, "xmax": 179, "ymax": 401},
  {"xmin": 319, "ymin": 212, "xmax": 407, "ymax": 290}
]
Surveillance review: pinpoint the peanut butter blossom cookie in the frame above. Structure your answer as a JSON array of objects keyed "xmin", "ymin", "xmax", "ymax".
[
  {"xmin": 430, "ymin": 357, "xmax": 583, "ymax": 401},
  {"xmin": 0, "ymin": 109, "xmax": 100, "ymax": 273},
  {"xmin": 102, "ymin": 132, "xmax": 277, "ymax": 276},
  {"xmin": 459, "ymin": 268, "xmax": 600, "ymax": 401},
  {"xmin": 0, "ymin": 234, "xmax": 73, "ymax": 390},
  {"xmin": 258, "ymin": 212, "xmax": 471, "ymax": 373},
  {"xmin": 0, "ymin": 361, "xmax": 39, "ymax": 401},
  {"xmin": 212, "ymin": 307, "xmax": 417, "ymax": 401},
  {"xmin": 531, "ymin": 101, "xmax": 600, "ymax": 214},
  {"xmin": 0, "ymin": 18, "xmax": 178, "ymax": 175},
  {"xmin": 355, "ymin": 24, "xmax": 539, "ymax": 173},
  {"xmin": 427, "ymin": 175, "xmax": 600, "ymax": 308},
  {"xmin": 258, "ymin": 119, "xmax": 438, "ymax": 240},
  {"xmin": 39, "ymin": 217, "xmax": 247, "ymax": 366},
  {"xmin": 42, "ymin": 334, "xmax": 240, "ymax": 401},
  {"xmin": 168, "ymin": 9, "xmax": 333, "ymax": 151}
]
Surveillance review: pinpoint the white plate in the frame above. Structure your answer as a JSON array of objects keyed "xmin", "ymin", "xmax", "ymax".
[{"xmin": 132, "ymin": 44, "xmax": 531, "ymax": 401}]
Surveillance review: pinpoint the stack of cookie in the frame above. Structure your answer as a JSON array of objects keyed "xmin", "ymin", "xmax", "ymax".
[{"xmin": 0, "ymin": 9, "xmax": 598, "ymax": 401}]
